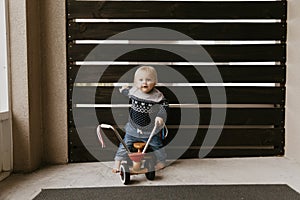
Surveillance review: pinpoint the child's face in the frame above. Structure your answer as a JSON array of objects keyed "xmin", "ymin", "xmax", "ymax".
[{"xmin": 135, "ymin": 71, "xmax": 156, "ymax": 93}]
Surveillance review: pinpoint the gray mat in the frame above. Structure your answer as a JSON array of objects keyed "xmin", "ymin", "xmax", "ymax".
[{"xmin": 33, "ymin": 184, "xmax": 300, "ymax": 200}]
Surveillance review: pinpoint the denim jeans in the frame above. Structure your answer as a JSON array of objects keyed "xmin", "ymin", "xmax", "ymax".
[{"xmin": 114, "ymin": 133, "xmax": 167, "ymax": 164}]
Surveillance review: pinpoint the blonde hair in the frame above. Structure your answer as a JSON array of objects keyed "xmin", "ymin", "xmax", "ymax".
[{"xmin": 134, "ymin": 66, "xmax": 158, "ymax": 84}]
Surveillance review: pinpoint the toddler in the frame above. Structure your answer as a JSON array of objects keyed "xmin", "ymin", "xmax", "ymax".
[{"xmin": 112, "ymin": 66, "xmax": 168, "ymax": 173}]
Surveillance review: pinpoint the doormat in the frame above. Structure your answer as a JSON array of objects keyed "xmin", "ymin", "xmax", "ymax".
[{"xmin": 33, "ymin": 184, "xmax": 300, "ymax": 200}]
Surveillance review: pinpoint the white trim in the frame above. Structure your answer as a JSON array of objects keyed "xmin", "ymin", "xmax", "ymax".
[
  {"xmin": 75, "ymin": 40, "xmax": 280, "ymax": 45},
  {"xmin": 74, "ymin": 104, "xmax": 277, "ymax": 108},
  {"xmin": 0, "ymin": 0, "xmax": 8, "ymax": 113},
  {"xmin": 75, "ymin": 61, "xmax": 279, "ymax": 66},
  {"xmin": 0, "ymin": 0, "xmax": 12, "ymax": 177},
  {"xmin": 0, "ymin": 111, "xmax": 9, "ymax": 121},
  {"xmin": 0, "ymin": 121, "xmax": 2, "ymax": 173},
  {"xmin": 74, "ymin": 82, "xmax": 276, "ymax": 87},
  {"xmin": 75, "ymin": 0, "xmax": 281, "ymax": 2},
  {"xmin": 74, "ymin": 19, "xmax": 282, "ymax": 23}
]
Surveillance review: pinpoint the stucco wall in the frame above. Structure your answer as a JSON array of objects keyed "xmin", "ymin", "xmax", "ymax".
[
  {"xmin": 9, "ymin": 0, "xmax": 67, "ymax": 172},
  {"xmin": 9, "ymin": 0, "xmax": 41, "ymax": 172},
  {"xmin": 286, "ymin": 0, "xmax": 300, "ymax": 164},
  {"xmin": 40, "ymin": 0, "xmax": 68, "ymax": 164}
]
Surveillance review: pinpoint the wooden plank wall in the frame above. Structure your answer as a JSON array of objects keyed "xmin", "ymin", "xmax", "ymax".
[{"xmin": 67, "ymin": 0, "xmax": 287, "ymax": 162}]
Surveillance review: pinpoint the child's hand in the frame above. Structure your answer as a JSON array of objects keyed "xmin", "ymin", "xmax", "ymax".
[
  {"xmin": 155, "ymin": 117, "xmax": 164, "ymax": 127},
  {"xmin": 119, "ymin": 84, "xmax": 129, "ymax": 93}
]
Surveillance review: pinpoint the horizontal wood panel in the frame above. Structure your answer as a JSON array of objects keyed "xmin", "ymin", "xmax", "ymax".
[
  {"xmin": 68, "ymin": 22, "xmax": 286, "ymax": 41},
  {"xmin": 170, "ymin": 148, "xmax": 284, "ymax": 159},
  {"xmin": 69, "ymin": 65, "xmax": 286, "ymax": 83},
  {"xmin": 70, "ymin": 126, "xmax": 284, "ymax": 148},
  {"xmin": 67, "ymin": 0, "xmax": 287, "ymax": 162},
  {"xmin": 69, "ymin": 126, "xmax": 284, "ymax": 162},
  {"xmin": 69, "ymin": 147, "xmax": 284, "ymax": 162},
  {"xmin": 69, "ymin": 144, "xmax": 284, "ymax": 162},
  {"xmin": 67, "ymin": 1, "xmax": 286, "ymax": 20},
  {"xmin": 71, "ymin": 86, "xmax": 285, "ymax": 105},
  {"xmin": 70, "ymin": 107, "xmax": 284, "ymax": 126},
  {"xmin": 68, "ymin": 44, "xmax": 286, "ymax": 62}
]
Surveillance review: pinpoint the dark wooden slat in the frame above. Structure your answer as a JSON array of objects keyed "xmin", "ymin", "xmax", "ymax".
[
  {"xmin": 68, "ymin": 126, "xmax": 284, "ymax": 162},
  {"xmin": 70, "ymin": 107, "xmax": 284, "ymax": 127},
  {"xmin": 69, "ymin": 146, "xmax": 283, "ymax": 162},
  {"xmin": 70, "ymin": 126, "xmax": 284, "ymax": 148},
  {"xmin": 168, "ymin": 126, "xmax": 284, "ymax": 159},
  {"xmin": 69, "ymin": 146, "xmax": 284, "ymax": 162},
  {"xmin": 68, "ymin": 44, "xmax": 286, "ymax": 62},
  {"xmin": 68, "ymin": 22, "xmax": 286, "ymax": 41},
  {"xmin": 71, "ymin": 86, "xmax": 285, "ymax": 105},
  {"xmin": 169, "ymin": 148, "xmax": 284, "ymax": 159},
  {"xmin": 188, "ymin": 128, "xmax": 284, "ymax": 148},
  {"xmin": 67, "ymin": 1, "xmax": 287, "ymax": 20},
  {"xmin": 69, "ymin": 65, "xmax": 286, "ymax": 83}
]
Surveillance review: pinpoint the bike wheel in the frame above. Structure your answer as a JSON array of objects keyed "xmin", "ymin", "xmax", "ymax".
[
  {"xmin": 120, "ymin": 164, "xmax": 130, "ymax": 185},
  {"xmin": 145, "ymin": 159, "xmax": 155, "ymax": 180}
]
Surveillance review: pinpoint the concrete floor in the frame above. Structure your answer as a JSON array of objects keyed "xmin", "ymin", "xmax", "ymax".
[{"xmin": 0, "ymin": 157, "xmax": 300, "ymax": 200}]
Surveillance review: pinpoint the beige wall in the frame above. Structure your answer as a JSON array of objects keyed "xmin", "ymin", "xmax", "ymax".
[
  {"xmin": 8, "ymin": 0, "xmax": 67, "ymax": 172},
  {"xmin": 286, "ymin": 0, "xmax": 300, "ymax": 164},
  {"xmin": 40, "ymin": 0, "xmax": 68, "ymax": 165},
  {"xmin": 9, "ymin": 0, "xmax": 39, "ymax": 172}
]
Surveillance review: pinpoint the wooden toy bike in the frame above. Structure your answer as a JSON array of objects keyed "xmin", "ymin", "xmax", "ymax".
[{"xmin": 99, "ymin": 123, "xmax": 159, "ymax": 185}]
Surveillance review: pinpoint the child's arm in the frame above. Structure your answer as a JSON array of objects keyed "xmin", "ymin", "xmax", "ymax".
[
  {"xmin": 119, "ymin": 84, "xmax": 130, "ymax": 96},
  {"xmin": 156, "ymin": 98, "xmax": 169, "ymax": 127}
]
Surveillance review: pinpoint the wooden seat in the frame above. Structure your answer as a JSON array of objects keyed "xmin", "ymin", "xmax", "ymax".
[{"xmin": 133, "ymin": 142, "xmax": 146, "ymax": 152}]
